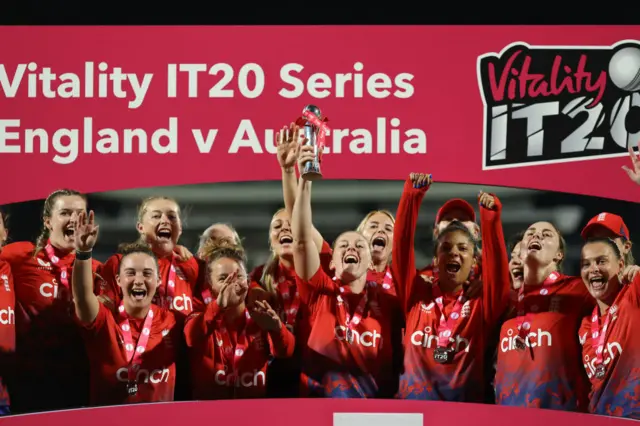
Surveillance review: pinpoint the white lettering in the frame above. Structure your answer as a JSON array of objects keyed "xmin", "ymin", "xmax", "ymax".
[
  {"xmin": 39, "ymin": 282, "xmax": 58, "ymax": 298},
  {"xmin": 115, "ymin": 367, "xmax": 170, "ymax": 383},
  {"xmin": 0, "ymin": 117, "xmax": 179, "ymax": 165},
  {"xmin": 0, "ymin": 307, "xmax": 14, "ymax": 325},
  {"xmin": 172, "ymin": 294, "xmax": 193, "ymax": 312},
  {"xmin": 409, "ymin": 329, "xmax": 470, "ymax": 352},
  {"xmin": 0, "ymin": 62, "xmax": 152, "ymax": 109},
  {"xmin": 500, "ymin": 328, "xmax": 553, "ymax": 353},
  {"xmin": 214, "ymin": 368, "xmax": 266, "ymax": 388},
  {"xmin": 228, "ymin": 117, "xmax": 426, "ymax": 155},
  {"xmin": 583, "ymin": 341, "xmax": 623, "ymax": 379},
  {"xmin": 278, "ymin": 62, "xmax": 415, "ymax": 99},
  {"xmin": 334, "ymin": 325, "xmax": 382, "ymax": 348}
]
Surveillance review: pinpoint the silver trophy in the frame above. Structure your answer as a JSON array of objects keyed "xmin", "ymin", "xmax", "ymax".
[{"xmin": 300, "ymin": 104, "xmax": 324, "ymax": 181}]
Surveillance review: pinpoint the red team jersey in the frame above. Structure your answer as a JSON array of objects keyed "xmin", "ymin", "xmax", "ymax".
[
  {"xmin": 0, "ymin": 241, "xmax": 101, "ymax": 412},
  {"xmin": 0, "ymin": 261, "xmax": 14, "ymax": 410},
  {"xmin": 98, "ymin": 253, "xmax": 200, "ymax": 322},
  {"xmin": 392, "ymin": 180, "xmax": 510, "ymax": 401},
  {"xmin": 297, "ymin": 268, "xmax": 403, "ymax": 398},
  {"xmin": 183, "ymin": 300, "xmax": 295, "ymax": 399},
  {"xmin": 78, "ymin": 303, "xmax": 178, "ymax": 405},
  {"xmin": 366, "ymin": 266, "xmax": 397, "ymax": 297},
  {"xmin": 495, "ymin": 274, "xmax": 593, "ymax": 411},
  {"xmin": 579, "ymin": 275, "xmax": 640, "ymax": 419}
]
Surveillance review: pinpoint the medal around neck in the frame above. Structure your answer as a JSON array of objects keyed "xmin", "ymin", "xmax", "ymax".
[
  {"xmin": 595, "ymin": 364, "xmax": 606, "ymax": 379},
  {"xmin": 127, "ymin": 381, "xmax": 138, "ymax": 396},
  {"xmin": 433, "ymin": 347, "xmax": 454, "ymax": 364}
]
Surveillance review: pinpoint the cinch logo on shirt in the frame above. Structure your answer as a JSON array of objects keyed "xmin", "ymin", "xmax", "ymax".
[
  {"xmin": 583, "ymin": 342, "xmax": 623, "ymax": 379},
  {"xmin": 0, "ymin": 306, "xmax": 14, "ymax": 325},
  {"xmin": 167, "ymin": 294, "xmax": 193, "ymax": 312},
  {"xmin": 500, "ymin": 327, "xmax": 552, "ymax": 352},
  {"xmin": 116, "ymin": 367, "xmax": 171, "ymax": 384},
  {"xmin": 39, "ymin": 282, "xmax": 60, "ymax": 298},
  {"xmin": 215, "ymin": 368, "xmax": 266, "ymax": 388},
  {"xmin": 334, "ymin": 326, "xmax": 382, "ymax": 348},
  {"xmin": 409, "ymin": 327, "xmax": 470, "ymax": 352}
]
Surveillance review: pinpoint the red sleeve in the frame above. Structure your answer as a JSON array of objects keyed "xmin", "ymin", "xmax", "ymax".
[
  {"xmin": 0, "ymin": 242, "xmax": 32, "ymax": 265},
  {"xmin": 319, "ymin": 240, "xmax": 334, "ymax": 276},
  {"xmin": 479, "ymin": 194, "xmax": 510, "ymax": 326},
  {"xmin": 75, "ymin": 302, "xmax": 110, "ymax": 338},
  {"xmin": 391, "ymin": 178, "xmax": 428, "ymax": 313},
  {"xmin": 96, "ymin": 254, "xmax": 122, "ymax": 307},
  {"xmin": 295, "ymin": 266, "xmax": 336, "ymax": 305},
  {"xmin": 267, "ymin": 324, "xmax": 295, "ymax": 358},
  {"xmin": 183, "ymin": 300, "xmax": 222, "ymax": 348}
]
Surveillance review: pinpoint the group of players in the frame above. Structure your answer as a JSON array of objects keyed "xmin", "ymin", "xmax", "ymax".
[{"xmin": 0, "ymin": 124, "xmax": 638, "ymax": 420}]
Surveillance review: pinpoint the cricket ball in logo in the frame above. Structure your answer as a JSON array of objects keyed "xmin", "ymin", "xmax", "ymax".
[{"xmin": 477, "ymin": 40, "xmax": 640, "ymax": 169}]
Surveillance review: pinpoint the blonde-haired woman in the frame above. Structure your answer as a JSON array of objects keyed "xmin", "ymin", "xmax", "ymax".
[
  {"xmin": 0, "ymin": 189, "xmax": 102, "ymax": 412},
  {"xmin": 356, "ymin": 210, "xmax": 396, "ymax": 295},
  {"xmin": 248, "ymin": 124, "xmax": 331, "ymax": 397},
  {"xmin": 97, "ymin": 196, "xmax": 199, "ymax": 322}
]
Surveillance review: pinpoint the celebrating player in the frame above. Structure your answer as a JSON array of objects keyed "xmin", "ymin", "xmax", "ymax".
[
  {"xmin": 578, "ymin": 237, "xmax": 640, "ymax": 419},
  {"xmin": 0, "ymin": 189, "xmax": 101, "ymax": 413},
  {"xmin": 508, "ymin": 232, "xmax": 525, "ymax": 290},
  {"xmin": 184, "ymin": 238, "xmax": 295, "ymax": 399},
  {"xmin": 494, "ymin": 221, "xmax": 594, "ymax": 411},
  {"xmin": 97, "ymin": 196, "xmax": 199, "ymax": 321},
  {"xmin": 248, "ymin": 125, "xmax": 332, "ymax": 397},
  {"xmin": 72, "ymin": 211, "xmax": 179, "ymax": 405},
  {"xmin": 392, "ymin": 173, "xmax": 510, "ymax": 401},
  {"xmin": 291, "ymin": 160, "xmax": 403, "ymax": 398},
  {"xmin": 356, "ymin": 210, "xmax": 397, "ymax": 296},
  {"xmin": 581, "ymin": 213, "xmax": 635, "ymax": 267},
  {"xmin": 0, "ymin": 209, "xmax": 14, "ymax": 416}
]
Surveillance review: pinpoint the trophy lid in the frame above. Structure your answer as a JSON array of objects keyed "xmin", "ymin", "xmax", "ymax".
[{"xmin": 303, "ymin": 104, "xmax": 322, "ymax": 119}]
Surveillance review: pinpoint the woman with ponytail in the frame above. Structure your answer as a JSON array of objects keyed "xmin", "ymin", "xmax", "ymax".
[
  {"xmin": 184, "ymin": 237, "xmax": 295, "ymax": 399},
  {"xmin": 247, "ymin": 124, "xmax": 331, "ymax": 397},
  {"xmin": 0, "ymin": 189, "xmax": 102, "ymax": 412}
]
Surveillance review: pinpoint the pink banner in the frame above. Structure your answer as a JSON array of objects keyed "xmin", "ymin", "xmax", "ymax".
[
  {"xmin": 0, "ymin": 399, "xmax": 630, "ymax": 426},
  {"xmin": 1, "ymin": 26, "xmax": 639, "ymax": 204}
]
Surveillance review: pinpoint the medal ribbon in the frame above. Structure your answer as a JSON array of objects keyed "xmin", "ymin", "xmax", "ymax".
[
  {"xmin": 337, "ymin": 285, "xmax": 368, "ymax": 339},
  {"xmin": 590, "ymin": 290, "xmax": 623, "ymax": 375},
  {"xmin": 215, "ymin": 310, "xmax": 252, "ymax": 383},
  {"xmin": 431, "ymin": 284, "xmax": 468, "ymax": 348},
  {"xmin": 44, "ymin": 241, "xmax": 70, "ymax": 294},
  {"xmin": 118, "ymin": 304, "xmax": 154, "ymax": 386},
  {"xmin": 515, "ymin": 271, "xmax": 560, "ymax": 344},
  {"xmin": 277, "ymin": 279, "xmax": 300, "ymax": 327},
  {"xmin": 155, "ymin": 257, "xmax": 177, "ymax": 308}
]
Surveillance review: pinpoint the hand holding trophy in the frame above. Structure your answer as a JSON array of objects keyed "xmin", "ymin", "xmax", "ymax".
[{"xmin": 295, "ymin": 105, "xmax": 330, "ymax": 181}]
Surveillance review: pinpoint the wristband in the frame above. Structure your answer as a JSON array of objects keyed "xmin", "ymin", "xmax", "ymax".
[{"xmin": 76, "ymin": 250, "xmax": 93, "ymax": 261}]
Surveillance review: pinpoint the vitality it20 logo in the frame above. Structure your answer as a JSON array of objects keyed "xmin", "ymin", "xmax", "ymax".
[{"xmin": 477, "ymin": 40, "xmax": 640, "ymax": 169}]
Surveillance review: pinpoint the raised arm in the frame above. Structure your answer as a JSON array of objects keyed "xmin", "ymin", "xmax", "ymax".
[
  {"xmin": 292, "ymin": 173, "xmax": 320, "ymax": 282},
  {"xmin": 392, "ymin": 173, "xmax": 431, "ymax": 312},
  {"xmin": 277, "ymin": 123, "xmax": 324, "ymax": 252},
  {"xmin": 72, "ymin": 211, "xmax": 101, "ymax": 324},
  {"xmin": 477, "ymin": 192, "xmax": 510, "ymax": 326}
]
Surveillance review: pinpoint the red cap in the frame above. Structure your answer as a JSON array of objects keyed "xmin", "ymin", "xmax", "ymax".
[
  {"xmin": 581, "ymin": 212, "xmax": 629, "ymax": 240},
  {"xmin": 435, "ymin": 198, "xmax": 476, "ymax": 224}
]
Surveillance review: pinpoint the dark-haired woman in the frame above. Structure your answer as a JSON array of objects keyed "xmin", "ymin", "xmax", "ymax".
[
  {"xmin": 579, "ymin": 238, "xmax": 640, "ymax": 419},
  {"xmin": 392, "ymin": 173, "xmax": 510, "ymax": 401},
  {"xmin": 0, "ymin": 189, "xmax": 101, "ymax": 412},
  {"xmin": 185, "ymin": 238, "xmax": 295, "ymax": 399},
  {"xmin": 72, "ymin": 211, "xmax": 179, "ymax": 405}
]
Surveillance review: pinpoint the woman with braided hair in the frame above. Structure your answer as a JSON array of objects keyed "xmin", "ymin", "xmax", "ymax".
[{"xmin": 0, "ymin": 189, "xmax": 102, "ymax": 412}]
